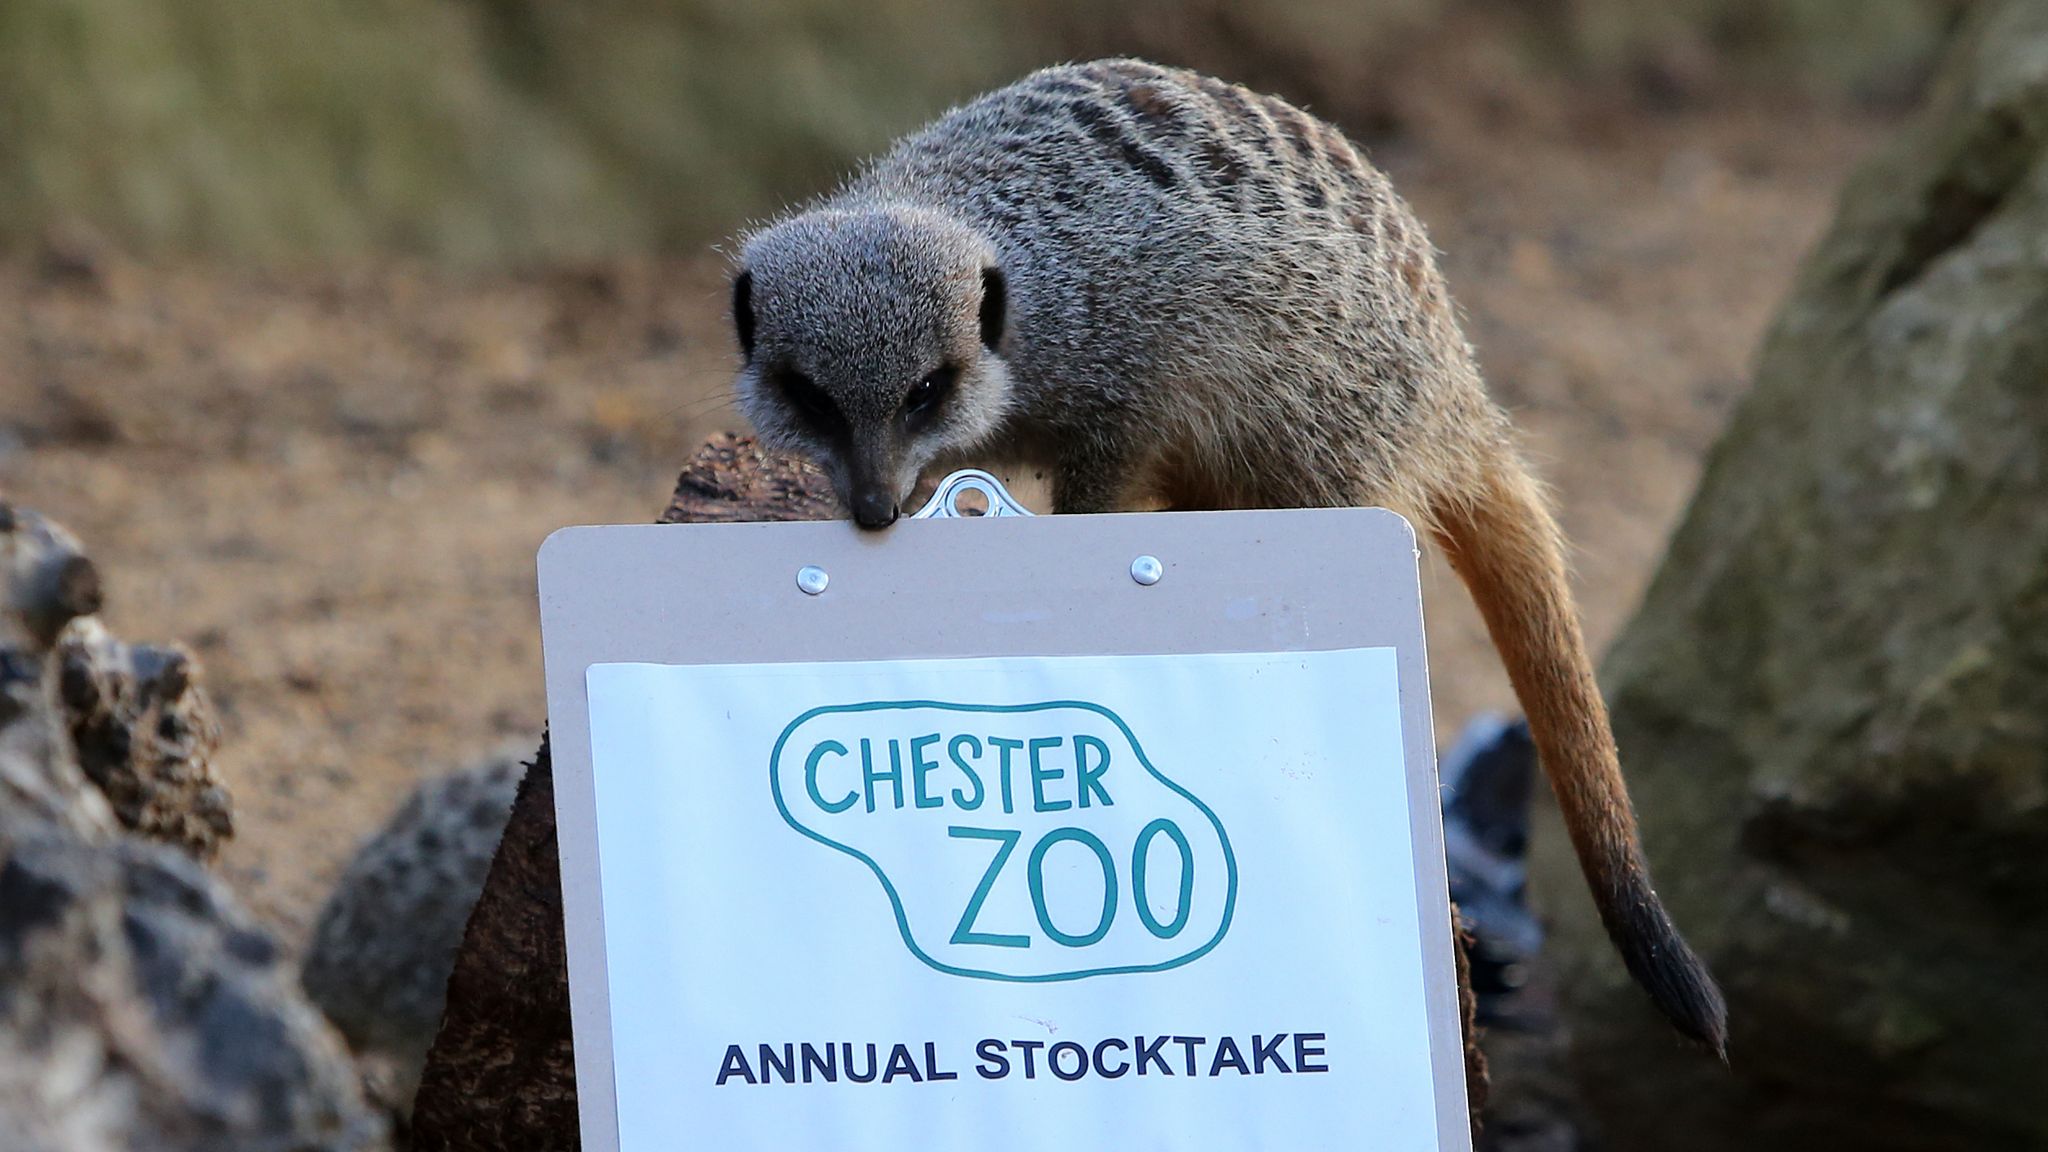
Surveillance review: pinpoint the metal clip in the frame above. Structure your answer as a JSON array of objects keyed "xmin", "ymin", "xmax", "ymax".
[{"xmin": 908, "ymin": 469, "xmax": 1035, "ymax": 519}]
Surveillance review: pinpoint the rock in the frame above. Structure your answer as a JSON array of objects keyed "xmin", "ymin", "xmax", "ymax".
[
  {"xmin": 0, "ymin": 827, "xmax": 390, "ymax": 1152},
  {"xmin": 1527, "ymin": 4, "xmax": 2048, "ymax": 1149},
  {"xmin": 0, "ymin": 638, "xmax": 111, "ymax": 845},
  {"xmin": 300, "ymin": 749, "xmax": 525, "ymax": 1127},
  {"xmin": 4, "ymin": 500, "xmax": 231, "ymax": 858},
  {"xmin": 0, "ymin": 502, "xmax": 102, "ymax": 654},
  {"xmin": 1, "ymin": 502, "xmax": 116, "ymax": 839},
  {"xmin": 0, "ymin": 500, "xmax": 389, "ymax": 1151},
  {"xmin": 56, "ymin": 619, "xmax": 231, "ymax": 859}
]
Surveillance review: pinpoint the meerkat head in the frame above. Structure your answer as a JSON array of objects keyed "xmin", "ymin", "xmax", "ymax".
[{"xmin": 731, "ymin": 204, "xmax": 1012, "ymax": 528}]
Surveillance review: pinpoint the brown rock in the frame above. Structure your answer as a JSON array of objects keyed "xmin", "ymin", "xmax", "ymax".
[
  {"xmin": 301, "ymin": 749, "xmax": 526, "ymax": 1133},
  {"xmin": 56, "ymin": 619, "xmax": 231, "ymax": 859}
]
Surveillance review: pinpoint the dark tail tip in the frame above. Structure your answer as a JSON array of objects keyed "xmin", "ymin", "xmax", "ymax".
[{"xmin": 1603, "ymin": 881, "xmax": 1728, "ymax": 1059}]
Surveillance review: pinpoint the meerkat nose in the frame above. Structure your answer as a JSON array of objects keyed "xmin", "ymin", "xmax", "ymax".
[{"xmin": 852, "ymin": 492, "xmax": 901, "ymax": 530}]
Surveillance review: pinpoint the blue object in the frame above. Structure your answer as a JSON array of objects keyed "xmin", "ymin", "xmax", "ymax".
[{"xmin": 1439, "ymin": 713, "xmax": 1543, "ymax": 1025}]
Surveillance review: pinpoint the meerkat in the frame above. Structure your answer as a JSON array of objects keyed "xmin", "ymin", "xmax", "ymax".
[{"xmin": 728, "ymin": 58, "xmax": 1726, "ymax": 1053}]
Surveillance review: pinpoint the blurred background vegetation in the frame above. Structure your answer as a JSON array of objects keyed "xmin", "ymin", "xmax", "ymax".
[
  {"xmin": 0, "ymin": 0, "xmax": 1969, "ymax": 264},
  {"xmin": 8, "ymin": 1, "xmax": 2037, "ymax": 1148}
]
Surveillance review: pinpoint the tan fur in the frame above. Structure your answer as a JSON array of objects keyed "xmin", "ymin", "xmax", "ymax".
[{"xmin": 1430, "ymin": 457, "xmax": 1725, "ymax": 1054}]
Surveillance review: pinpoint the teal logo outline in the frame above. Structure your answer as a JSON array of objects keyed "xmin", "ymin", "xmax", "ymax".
[{"xmin": 768, "ymin": 699, "xmax": 1238, "ymax": 983}]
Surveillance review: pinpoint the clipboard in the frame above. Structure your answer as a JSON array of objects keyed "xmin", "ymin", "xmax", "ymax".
[{"xmin": 538, "ymin": 471, "xmax": 1472, "ymax": 1151}]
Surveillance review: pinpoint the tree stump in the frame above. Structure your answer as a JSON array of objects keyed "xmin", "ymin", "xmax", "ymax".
[{"xmin": 410, "ymin": 436, "xmax": 836, "ymax": 1150}]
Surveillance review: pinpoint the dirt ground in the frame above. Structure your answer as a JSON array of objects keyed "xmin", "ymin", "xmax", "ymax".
[{"xmin": 0, "ymin": 73, "xmax": 1888, "ymax": 949}]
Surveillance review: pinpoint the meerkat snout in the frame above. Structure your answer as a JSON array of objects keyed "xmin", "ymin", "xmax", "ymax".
[
  {"xmin": 851, "ymin": 493, "xmax": 899, "ymax": 529},
  {"xmin": 731, "ymin": 206, "xmax": 1013, "ymax": 527}
]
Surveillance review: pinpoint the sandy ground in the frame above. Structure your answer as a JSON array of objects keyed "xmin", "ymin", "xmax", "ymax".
[{"xmin": 0, "ymin": 80, "xmax": 1886, "ymax": 947}]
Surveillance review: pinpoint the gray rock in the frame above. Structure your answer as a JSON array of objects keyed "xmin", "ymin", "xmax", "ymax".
[
  {"xmin": 0, "ymin": 499, "xmax": 388, "ymax": 1151},
  {"xmin": 300, "ymin": 750, "xmax": 523, "ymax": 1122},
  {"xmin": 0, "ymin": 503, "xmax": 101, "ymax": 654},
  {"xmin": 0, "ymin": 825, "xmax": 389, "ymax": 1152},
  {"xmin": 1, "ymin": 503, "xmax": 115, "ymax": 839},
  {"xmin": 1527, "ymin": 4, "xmax": 2048, "ymax": 1149}
]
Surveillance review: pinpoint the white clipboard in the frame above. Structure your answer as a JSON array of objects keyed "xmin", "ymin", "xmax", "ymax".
[{"xmin": 538, "ymin": 473, "xmax": 1471, "ymax": 1151}]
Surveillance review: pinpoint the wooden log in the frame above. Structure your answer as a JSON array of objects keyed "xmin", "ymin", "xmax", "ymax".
[{"xmin": 411, "ymin": 436, "xmax": 833, "ymax": 1150}]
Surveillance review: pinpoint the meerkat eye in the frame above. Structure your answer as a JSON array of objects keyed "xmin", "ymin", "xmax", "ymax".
[
  {"xmin": 732, "ymin": 271, "xmax": 756, "ymax": 360},
  {"xmin": 776, "ymin": 368, "xmax": 842, "ymax": 433},
  {"xmin": 905, "ymin": 365, "xmax": 957, "ymax": 426},
  {"xmin": 979, "ymin": 267, "xmax": 1006, "ymax": 350}
]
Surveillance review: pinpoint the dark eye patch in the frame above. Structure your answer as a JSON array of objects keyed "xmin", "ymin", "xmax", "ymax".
[
  {"xmin": 904, "ymin": 364, "xmax": 957, "ymax": 431},
  {"xmin": 979, "ymin": 267, "xmax": 1006, "ymax": 350},
  {"xmin": 776, "ymin": 368, "xmax": 843, "ymax": 434}
]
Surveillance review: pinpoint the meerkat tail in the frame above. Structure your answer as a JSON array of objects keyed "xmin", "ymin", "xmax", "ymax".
[{"xmin": 1428, "ymin": 456, "xmax": 1728, "ymax": 1056}]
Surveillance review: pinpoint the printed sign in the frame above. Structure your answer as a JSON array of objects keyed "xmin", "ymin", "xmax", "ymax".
[
  {"xmin": 586, "ymin": 648, "xmax": 1442, "ymax": 1150},
  {"xmin": 770, "ymin": 697, "xmax": 1236, "ymax": 981}
]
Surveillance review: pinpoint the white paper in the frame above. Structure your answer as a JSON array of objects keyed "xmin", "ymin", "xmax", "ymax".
[{"xmin": 586, "ymin": 648, "xmax": 1438, "ymax": 1151}]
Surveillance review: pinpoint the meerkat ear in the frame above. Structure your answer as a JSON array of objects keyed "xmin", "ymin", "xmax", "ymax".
[
  {"xmin": 732, "ymin": 270, "xmax": 756, "ymax": 360},
  {"xmin": 979, "ymin": 266, "xmax": 1006, "ymax": 351}
]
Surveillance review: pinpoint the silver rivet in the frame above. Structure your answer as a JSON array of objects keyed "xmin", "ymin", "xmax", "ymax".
[
  {"xmin": 796, "ymin": 565, "xmax": 830, "ymax": 596},
  {"xmin": 1130, "ymin": 555, "xmax": 1163, "ymax": 586}
]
